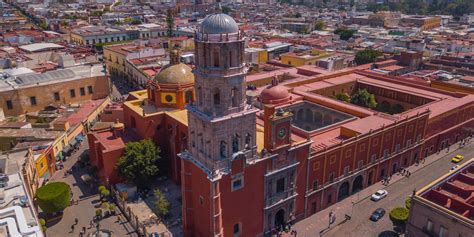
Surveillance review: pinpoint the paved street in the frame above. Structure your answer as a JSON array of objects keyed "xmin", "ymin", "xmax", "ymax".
[
  {"xmin": 46, "ymin": 142, "xmax": 138, "ymax": 237},
  {"xmin": 291, "ymin": 140, "xmax": 474, "ymax": 237}
]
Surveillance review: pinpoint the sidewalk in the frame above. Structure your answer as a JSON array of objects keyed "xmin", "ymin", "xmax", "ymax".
[{"xmin": 287, "ymin": 140, "xmax": 471, "ymax": 237}]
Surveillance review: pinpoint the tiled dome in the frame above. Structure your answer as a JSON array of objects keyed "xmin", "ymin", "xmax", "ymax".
[
  {"xmin": 154, "ymin": 63, "xmax": 194, "ymax": 85},
  {"xmin": 260, "ymin": 77, "xmax": 290, "ymax": 105},
  {"xmin": 200, "ymin": 13, "xmax": 239, "ymax": 34}
]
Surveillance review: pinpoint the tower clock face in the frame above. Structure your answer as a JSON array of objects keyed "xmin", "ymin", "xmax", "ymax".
[{"xmin": 278, "ymin": 127, "xmax": 287, "ymax": 139}]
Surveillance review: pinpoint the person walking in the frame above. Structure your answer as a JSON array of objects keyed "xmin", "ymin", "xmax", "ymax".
[
  {"xmin": 71, "ymin": 224, "xmax": 75, "ymax": 233},
  {"xmin": 75, "ymin": 218, "xmax": 78, "ymax": 225}
]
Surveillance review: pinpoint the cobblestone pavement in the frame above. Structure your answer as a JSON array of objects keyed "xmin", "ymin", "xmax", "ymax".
[
  {"xmin": 286, "ymin": 140, "xmax": 474, "ymax": 237},
  {"xmin": 46, "ymin": 142, "xmax": 139, "ymax": 237}
]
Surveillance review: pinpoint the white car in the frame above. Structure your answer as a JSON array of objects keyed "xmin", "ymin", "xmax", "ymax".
[
  {"xmin": 450, "ymin": 165, "xmax": 459, "ymax": 172},
  {"xmin": 371, "ymin": 189, "xmax": 388, "ymax": 201}
]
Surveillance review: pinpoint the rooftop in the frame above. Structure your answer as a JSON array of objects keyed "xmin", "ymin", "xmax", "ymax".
[
  {"xmin": 0, "ymin": 64, "xmax": 106, "ymax": 92},
  {"xmin": 417, "ymin": 158, "xmax": 474, "ymax": 222},
  {"xmin": 0, "ymin": 172, "xmax": 43, "ymax": 237}
]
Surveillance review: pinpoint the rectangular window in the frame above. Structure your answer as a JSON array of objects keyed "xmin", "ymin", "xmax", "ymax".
[
  {"xmin": 358, "ymin": 160, "xmax": 364, "ymax": 169},
  {"xmin": 439, "ymin": 226, "xmax": 448, "ymax": 237},
  {"xmin": 406, "ymin": 139, "xmax": 412, "ymax": 147},
  {"xmin": 371, "ymin": 154, "xmax": 377, "ymax": 163},
  {"xmin": 80, "ymin": 87, "xmax": 85, "ymax": 96},
  {"xmin": 30, "ymin": 96, "xmax": 37, "ymax": 106},
  {"xmin": 54, "ymin": 92, "xmax": 60, "ymax": 101},
  {"xmin": 328, "ymin": 172, "xmax": 334, "ymax": 183},
  {"xmin": 88, "ymin": 86, "xmax": 93, "ymax": 94},
  {"xmin": 231, "ymin": 174, "xmax": 244, "ymax": 192},
  {"xmin": 276, "ymin": 178, "xmax": 285, "ymax": 193},
  {"xmin": 395, "ymin": 144, "xmax": 400, "ymax": 153},
  {"xmin": 312, "ymin": 180, "xmax": 318, "ymax": 191},
  {"xmin": 384, "ymin": 149, "xmax": 389, "ymax": 158},
  {"xmin": 425, "ymin": 219, "xmax": 433, "ymax": 232},
  {"xmin": 70, "ymin": 89, "xmax": 76, "ymax": 98},
  {"xmin": 344, "ymin": 166, "xmax": 350, "ymax": 176},
  {"xmin": 233, "ymin": 223, "xmax": 240, "ymax": 236},
  {"xmin": 199, "ymin": 196, "xmax": 204, "ymax": 205},
  {"xmin": 6, "ymin": 100, "xmax": 13, "ymax": 110}
]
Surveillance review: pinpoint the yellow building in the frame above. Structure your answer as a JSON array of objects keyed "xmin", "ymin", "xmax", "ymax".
[
  {"xmin": 280, "ymin": 50, "xmax": 332, "ymax": 67},
  {"xmin": 34, "ymin": 147, "xmax": 51, "ymax": 181},
  {"xmin": 169, "ymin": 37, "xmax": 195, "ymax": 51}
]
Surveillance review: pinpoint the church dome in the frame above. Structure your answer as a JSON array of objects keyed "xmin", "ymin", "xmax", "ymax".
[
  {"xmin": 260, "ymin": 77, "xmax": 291, "ymax": 105},
  {"xmin": 154, "ymin": 63, "xmax": 194, "ymax": 85},
  {"xmin": 200, "ymin": 13, "xmax": 239, "ymax": 34}
]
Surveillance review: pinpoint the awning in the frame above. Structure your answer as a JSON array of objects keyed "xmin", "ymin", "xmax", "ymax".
[
  {"xmin": 62, "ymin": 145, "xmax": 73, "ymax": 154},
  {"xmin": 75, "ymin": 134, "xmax": 85, "ymax": 142},
  {"xmin": 69, "ymin": 139, "xmax": 78, "ymax": 148}
]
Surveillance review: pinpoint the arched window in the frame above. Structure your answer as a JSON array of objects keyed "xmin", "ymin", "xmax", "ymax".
[
  {"xmin": 220, "ymin": 141, "xmax": 227, "ymax": 158},
  {"xmin": 232, "ymin": 134, "xmax": 240, "ymax": 153},
  {"xmin": 231, "ymin": 87, "xmax": 238, "ymax": 107},
  {"xmin": 213, "ymin": 88, "xmax": 220, "ymax": 105},
  {"xmin": 245, "ymin": 133, "xmax": 251, "ymax": 149}
]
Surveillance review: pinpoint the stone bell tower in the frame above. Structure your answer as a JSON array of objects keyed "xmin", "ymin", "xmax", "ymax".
[{"xmin": 181, "ymin": 12, "xmax": 258, "ymax": 175}]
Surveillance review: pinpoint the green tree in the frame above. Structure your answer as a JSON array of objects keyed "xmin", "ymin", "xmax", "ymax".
[
  {"xmin": 166, "ymin": 9, "xmax": 174, "ymax": 37},
  {"xmin": 405, "ymin": 197, "xmax": 411, "ymax": 210},
  {"xmin": 36, "ymin": 182, "xmax": 71, "ymax": 213},
  {"xmin": 117, "ymin": 139, "xmax": 161, "ymax": 187},
  {"xmin": 314, "ymin": 20, "xmax": 325, "ymax": 31},
  {"xmin": 389, "ymin": 207, "xmax": 409, "ymax": 225},
  {"xmin": 154, "ymin": 189, "xmax": 170, "ymax": 222},
  {"xmin": 351, "ymin": 89, "xmax": 377, "ymax": 109},
  {"xmin": 222, "ymin": 6, "xmax": 232, "ymax": 14},
  {"xmin": 335, "ymin": 93, "xmax": 351, "ymax": 103},
  {"xmin": 334, "ymin": 28, "xmax": 356, "ymax": 41},
  {"xmin": 354, "ymin": 49, "xmax": 383, "ymax": 65}
]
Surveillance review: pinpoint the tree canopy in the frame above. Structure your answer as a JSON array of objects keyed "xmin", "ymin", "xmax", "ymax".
[
  {"xmin": 389, "ymin": 207, "xmax": 409, "ymax": 225},
  {"xmin": 166, "ymin": 9, "xmax": 174, "ymax": 37},
  {"xmin": 351, "ymin": 89, "xmax": 377, "ymax": 109},
  {"xmin": 335, "ymin": 93, "xmax": 351, "ymax": 103},
  {"xmin": 355, "ymin": 49, "xmax": 383, "ymax": 65},
  {"xmin": 314, "ymin": 20, "xmax": 325, "ymax": 31},
  {"xmin": 36, "ymin": 182, "xmax": 71, "ymax": 213},
  {"xmin": 334, "ymin": 28, "xmax": 356, "ymax": 41},
  {"xmin": 365, "ymin": 0, "xmax": 473, "ymax": 16},
  {"xmin": 117, "ymin": 139, "xmax": 161, "ymax": 187}
]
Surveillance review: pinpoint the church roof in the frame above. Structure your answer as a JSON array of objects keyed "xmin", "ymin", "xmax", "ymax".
[
  {"xmin": 154, "ymin": 63, "xmax": 194, "ymax": 85},
  {"xmin": 200, "ymin": 13, "xmax": 239, "ymax": 35}
]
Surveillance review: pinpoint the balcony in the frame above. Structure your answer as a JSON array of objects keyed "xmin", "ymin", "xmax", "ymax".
[{"xmin": 265, "ymin": 187, "xmax": 297, "ymax": 209}]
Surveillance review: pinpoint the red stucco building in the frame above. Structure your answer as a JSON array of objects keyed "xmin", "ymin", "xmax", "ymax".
[{"xmin": 87, "ymin": 13, "xmax": 474, "ymax": 237}]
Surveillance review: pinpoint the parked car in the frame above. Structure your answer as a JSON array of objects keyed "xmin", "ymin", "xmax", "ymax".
[
  {"xmin": 450, "ymin": 165, "xmax": 459, "ymax": 172},
  {"xmin": 371, "ymin": 189, "xmax": 388, "ymax": 201},
  {"xmin": 370, "ymin": 208, "xmax": 386, "ymax": 221},
  {"xmin": 451, "ymin": 155, "xmax": 464, "ymax": 163}
]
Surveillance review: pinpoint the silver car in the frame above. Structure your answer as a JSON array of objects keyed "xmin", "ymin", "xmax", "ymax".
[{"xmin": 371, "ymin": 189, "xmax": 388, "ymax": 201}]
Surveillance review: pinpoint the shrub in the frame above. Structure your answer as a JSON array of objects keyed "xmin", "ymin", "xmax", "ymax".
[
  {"xmin": 39, "ymin": 218, "xmax": 46, "ymax": 226},
  {"xmin": 335, "ymin": 93, "xmax": 351, "ymax": 103},
  {"xmin": 36, "ymin": 182, "xmax": 71, "ymax": 213},
  {"xmin": 405, "ymin": 197, "xmax": 411, "ymax": 210},
  {"xmin": 95, "ymin": 209, "xmax": 102, "ymax": 217},
  {"xmin": 389, "ymin": 207, "xmax": 409, "ymax": 225}
]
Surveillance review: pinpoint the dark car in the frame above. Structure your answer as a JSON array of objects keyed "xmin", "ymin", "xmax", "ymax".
[{"xmin": 370, "ymin": 208, "xmax": 386, "ymax": 221}]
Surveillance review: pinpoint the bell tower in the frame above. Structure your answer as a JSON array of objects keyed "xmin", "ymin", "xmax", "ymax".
[{"xmin": 181, "ymin": 12, "xmax": 258, "ymax": 175}]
